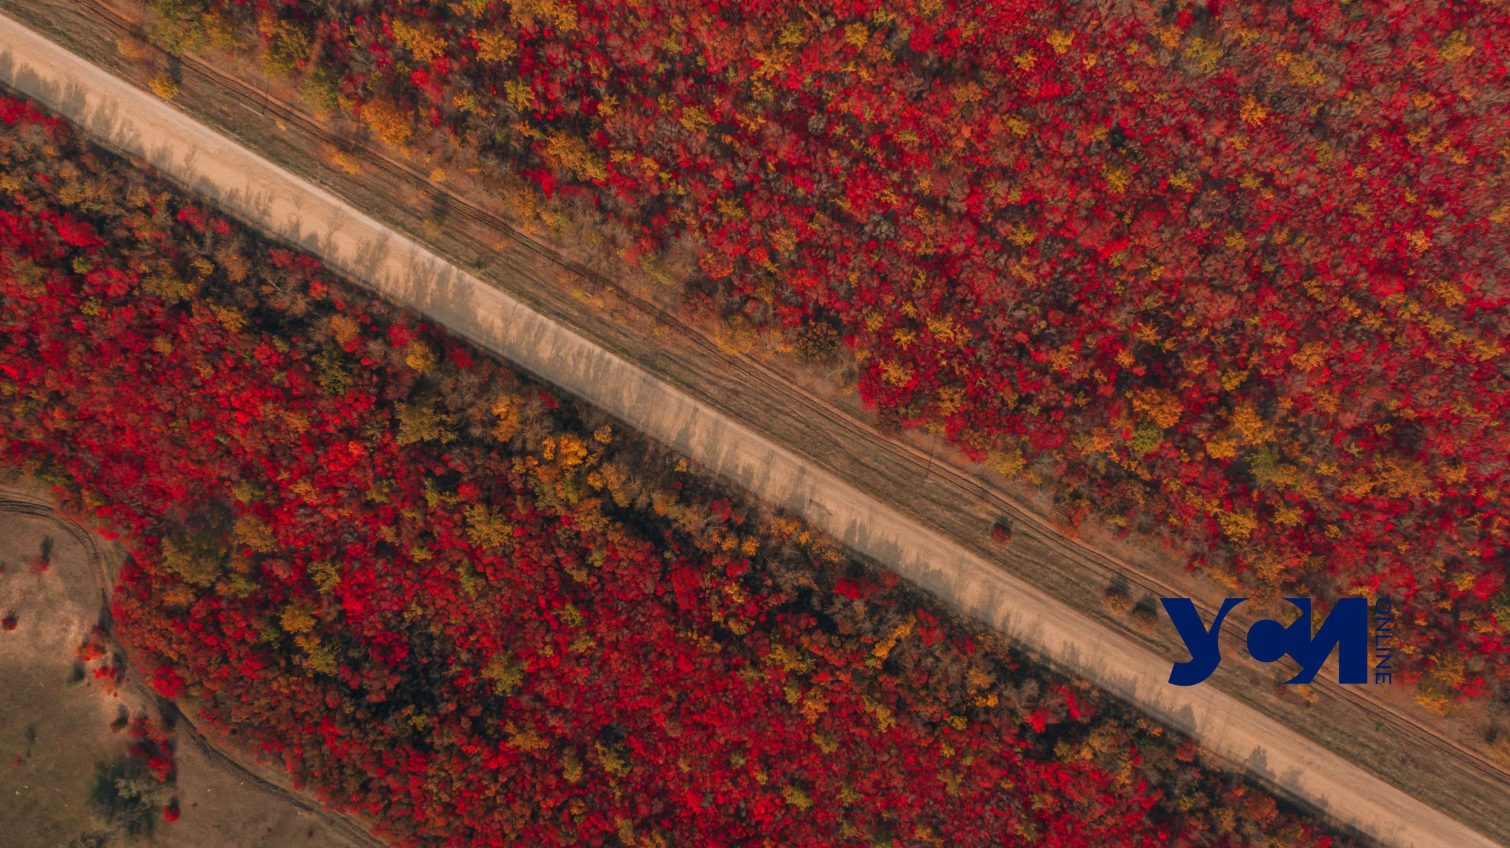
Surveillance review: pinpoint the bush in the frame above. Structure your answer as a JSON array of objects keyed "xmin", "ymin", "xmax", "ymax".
[{"xmin": 88, "ymin": 758, "xmax": 171, "ymax": 839}]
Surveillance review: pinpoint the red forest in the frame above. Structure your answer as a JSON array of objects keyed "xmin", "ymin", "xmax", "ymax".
[
  {"xmin": 0, "ymin": 94, "xmax": 1347, "ymax": 845},
  {"xmin": 137, "ymin": 0, "xmax": 1510, "ymax": 702}
]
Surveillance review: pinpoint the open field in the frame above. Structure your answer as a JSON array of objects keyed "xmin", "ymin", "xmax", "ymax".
[
  {"xmin": 0, "ymin": 493, "xmax": 121, "ymax": 846},
  {"xmin": 0, "ymin": 485, "xmax": 373, "ymax": 847},
  {"xmin": 0, "ymin": 8, "xmax": 1501, "ymax": 846}
]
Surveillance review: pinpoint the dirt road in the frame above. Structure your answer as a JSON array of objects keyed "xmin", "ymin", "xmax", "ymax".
[{"xmin": 0, "ymin": 11, "xmax": 1502, "ymax": 847}]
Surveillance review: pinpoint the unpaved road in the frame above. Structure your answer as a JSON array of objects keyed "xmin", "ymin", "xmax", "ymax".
[{"xmin": 0, "ymin": 12, "xmax": 1502, "ymax": 847}]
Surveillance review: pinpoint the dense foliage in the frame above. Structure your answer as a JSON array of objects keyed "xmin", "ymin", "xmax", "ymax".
[
  {"xmin": 0, "ymin": 94, "xmax": 1346, "ymax": 845},
  {"xmin": 136, "ymin": 0, "xmax": 1510, "ymax": 702}
]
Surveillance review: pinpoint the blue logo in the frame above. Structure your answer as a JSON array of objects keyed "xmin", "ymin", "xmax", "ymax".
[{"xmin": 1162, "ymin": 597, "xmax": 1377, "ymax": 685}]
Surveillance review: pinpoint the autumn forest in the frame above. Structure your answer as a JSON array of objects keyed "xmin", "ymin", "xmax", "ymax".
[{"xmin": 0, "ymin": 0, "xmax": 1506, "ymax": 845}]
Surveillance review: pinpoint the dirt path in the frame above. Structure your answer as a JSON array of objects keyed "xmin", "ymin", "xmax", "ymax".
[{"xmin": 0, "ymin": 12, "xmax": 1502, "ymax": 847}]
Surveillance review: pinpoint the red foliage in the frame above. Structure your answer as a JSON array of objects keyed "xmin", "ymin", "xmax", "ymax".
[
  {"xmin": 152, "ymin": 665, "xmax": 187, "ymax": 699},
  {"xmin": 0, "ymin": 95, "xmax": 1347, "ymax": 846},
  {"xmin": 151, "ymin": 0, "xmax": 1507, "ymax": 700}
]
